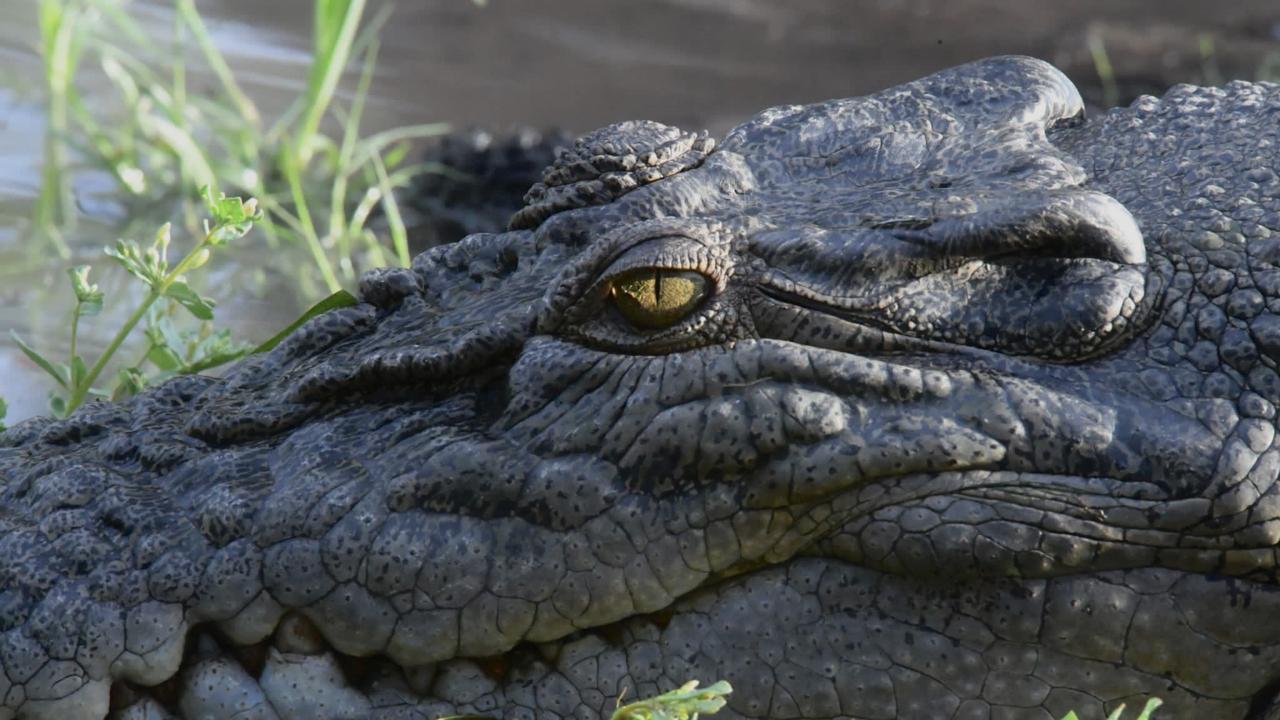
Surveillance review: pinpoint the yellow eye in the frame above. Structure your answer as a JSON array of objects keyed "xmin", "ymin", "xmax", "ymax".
[{"xmin": 608, "ymin": 267, "xmax": 710, "ymax": 329}]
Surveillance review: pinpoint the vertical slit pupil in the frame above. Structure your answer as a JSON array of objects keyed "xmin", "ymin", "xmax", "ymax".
[{"xmin": 607, "ymin": 267, "xmax": 711, "ymax": 330}]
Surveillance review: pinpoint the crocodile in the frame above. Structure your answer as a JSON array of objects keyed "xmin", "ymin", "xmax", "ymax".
[{"xmin": 3, "ymin": 55, "xmax": 1280, "ymax": 720}]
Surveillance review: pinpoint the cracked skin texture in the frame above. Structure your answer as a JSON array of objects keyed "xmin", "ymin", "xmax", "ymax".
[{"xmin": 3, "ymin": 56, "xmax": 1280, "ymax": 719}]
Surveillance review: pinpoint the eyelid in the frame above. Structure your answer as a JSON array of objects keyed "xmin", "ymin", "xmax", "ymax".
[
  {"xmin": 594, "ymin": 237, "xmax": 728, "ymax": 291},
  {"xmin": 534, "ymin": 219, "xmax": 735, "ymax": 347}
]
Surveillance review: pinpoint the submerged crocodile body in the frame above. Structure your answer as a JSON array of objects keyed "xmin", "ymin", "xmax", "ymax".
[{"xmin": 3, "ymin": 56, "xmax": 1280, "ymax": 719}]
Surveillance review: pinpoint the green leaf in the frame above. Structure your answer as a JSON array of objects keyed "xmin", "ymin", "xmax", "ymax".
[
  {"xmin": 0, "ymin": 395, "xmax": 8, "ymax": 433},
  {"xmin": 186, "ymin": 247, "xmax": 212, "ymax": 271},
  {"xmin": 252, "ymin": 289, "xmax": 358, "ymax": 354},
  {"xmin": 146, "ymin": 343, "xmax": 182, "ymax": 372},
  {"xmin": 611, "ymin": 680, "xmax": 732, "ymax": 720},
  {"xmin": 147, "ymin": 305, "xmax": 187, "ymax": 354},
  {"xmin": 152, "ymin": 222, "xmax": 172, "ymax": 258},
  {"xmin": 181, "ymin": 328, "xmax": 251, "ymax": 374},
  {"xmin": 199, "ymin": 187, "xmax": 261, "ymax": 246},
  {"xmin": 1067, "ymin": 699, "xmax": 1161, "ymax": 720},
  {"xmin": 10, "ymin": 330, "xmax": 69, "ymax": 389},
  {"xmin": 164, "ymin": 280, "xmax": 216, "ymax": 320},
  {"xmin": 202, "ymin": 186, "xmax": 262, "ymax": 226},
  {"xmin": 111, "ymin": 367, "xmax": 147, "ymax": 401},
  {"xmin": 1133, "ymin": 699, "xmax": 1162, "ymax": 720},
  {"xmin": 382, "ymin": 141, "xmax": 409, "ymax": 170},
  {"xmin": 208, "ymin": 221, "xmax": 255, "ymax": 246},
  {"xmin": 183, "ymin": 347, "xmax": 249, "ymax": 375},
  {"xmin": 66, "ymin": 265, "xmax": 104, "ymax": 316},
  {"xmin": 105, "ymin": 238, "xmax": 162, "ymax": 287},
  {"xmin": 48, "ymin": 394, "xmax": 67, "ymax": 418}
]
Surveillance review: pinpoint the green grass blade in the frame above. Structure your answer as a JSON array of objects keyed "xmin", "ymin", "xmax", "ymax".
[
  {"xmin": 175, "ymin": 0, "xmax": 261, "ymax": 130},
  {"xmin": 295, "ymin": 0, "xmax": 368, "ymax": 166},
  {"xmin": 279, "ymin": 142, "xmax": 342, "ymax": 292},
  {"xmin": 370, "ymin": 151, "xmax": 410, "ymax": 267},
  {"xmin": 33, "ymin": 131, "xmax": 73, "ymax": 258},
  {"xmin": 35, "ymin": 0, "xmax": 84, "ymax": 254},
  {"xmin": 252, "ymin": 289, "xmax": 359, "ymax": 354},
  {"xmin": 97, "ymin": 43, "xmax": 165, "ymax": 97},
  {"xmin": 10, "ymin": 331, "xmax": 70, "ymax": 389},
  {"xmin": 353, "ymin": 123, "xmax": 451, "ymax": 167},
  {"xmin": 1085, "ymin": 28, "xmax": 1119, "ymax": 108},
  {"xmin": 40, "ymin": 0, "xmax": 84, "ymax": 127},
  {"xmin": 87, "ymin": 0, "xmax": 150, "ymax": 48},
  {"xmin": 328, "ymin": 35, "xmax": 381, "ymax": 247},
  {"xmin": 376, "ymin": 161, "xmax": 454, "ymax": 190},
  {"xmin": 136, "ymin": 109, "xmax": 217, "ymax": 191},
  {"xmin": 38, "ymin": 0, "xmax": 64, "ymax": 68}
]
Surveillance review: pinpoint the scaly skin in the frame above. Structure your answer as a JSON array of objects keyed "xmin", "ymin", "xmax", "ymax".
[{"xmin": 2, "ymin": 56, "xmax": 1279, "ymax": 719}]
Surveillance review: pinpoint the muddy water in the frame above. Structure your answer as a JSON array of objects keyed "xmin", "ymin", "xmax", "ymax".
[{"xmin": 1, "ymin": 0, "xmax": 1278, "ymax": 423}]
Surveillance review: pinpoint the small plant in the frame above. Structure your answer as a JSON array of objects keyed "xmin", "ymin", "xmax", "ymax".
[
  {"xmin": 433, "ymin": 680, "xmax": 732, "ymax": 720},
  {"xmin": 14, "ymin": 0, "xmax": 432, "ymax": 425},
  {"xmin": 35, "ymin": 0, "xmax": 449, "ymax": 293},
  {"xmin": 611, "ymin": 680, "xmax": 732, "ymax": 720},
  {"xmin": 11, "ymin": 188, "xmax": 261, "ymax": 418},
  {"xmin": 1061, "ymin": 697, "xmax": 1163, "ymax": 720}
]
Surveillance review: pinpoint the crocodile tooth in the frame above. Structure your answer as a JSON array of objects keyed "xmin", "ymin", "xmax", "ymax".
[
  {"xmin": 272, "ymin": 614, "xmax": 326, "ymax": 656},
  {"xmin": 178, "ymin": 656, "xmax": 278, "ymax": 720},
  {"xmin": 301, "ymin": 583, "xmax": 396, "ymax": 658},
  {"xmin": 535, "ymin": 639, "xmax": 563, "ymax": 663},
  {"xmin": 109, "ymin": 697, "xmax": 175, "ymax": 719},
  {"xmin": 259, "ymin": 648, "xmax": 371, "ymax": 720},
  {"xmin": 385, "ymin": 608, "xmax": 459, "ymax": 667},
  {"xmin": 402, "ymin": 663, "xmax": 437, "ymax": 695},
  {"xmin": 108, "ymin": 602, "xmax": 187, "ymax": 687},
  {"xmin": 216, "ymin": 593, "xmax": 285, "ymax": 647}
]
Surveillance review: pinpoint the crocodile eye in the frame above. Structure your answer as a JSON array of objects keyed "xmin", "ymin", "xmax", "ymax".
[{"xmin": 608, "ymin": 267, "xmax": 710, "ymax": 329}]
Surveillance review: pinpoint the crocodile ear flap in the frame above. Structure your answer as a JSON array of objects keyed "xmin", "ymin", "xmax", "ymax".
[{"xmin": 508, "ymin": 120, "xmax": 715, "ymax": 231}]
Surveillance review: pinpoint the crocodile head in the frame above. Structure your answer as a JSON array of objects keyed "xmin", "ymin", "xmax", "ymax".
[{"xmin": 3, "ymin": 56, "xmax": 1280, "ymax": 720}]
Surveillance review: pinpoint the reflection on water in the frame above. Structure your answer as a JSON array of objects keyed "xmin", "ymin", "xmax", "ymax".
[{"xmin": 1, "ymin": 0, "xmax": 1277, "ymax": 423}]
